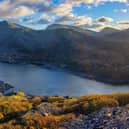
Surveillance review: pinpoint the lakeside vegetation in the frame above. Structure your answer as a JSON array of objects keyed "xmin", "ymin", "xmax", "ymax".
[{"xmin": 0, "ymin": 92, "xmax": 129, "ymax": 128}]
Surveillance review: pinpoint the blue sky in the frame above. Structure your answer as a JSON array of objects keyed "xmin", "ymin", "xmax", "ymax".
[
  {"xmin": 0, "ymin": 0, "xmax": 129, "ymax": 31},
  {"xmin": 73, "ymin": 2, "xmax": 129, "ymax": 20}
]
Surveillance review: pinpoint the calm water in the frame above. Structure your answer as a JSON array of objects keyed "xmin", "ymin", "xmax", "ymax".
[{"xmin": 0, "ymin": 62, "xmax": 129, "ymax": 96}]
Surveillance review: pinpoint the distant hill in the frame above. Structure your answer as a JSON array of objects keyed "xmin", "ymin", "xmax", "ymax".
[
  {"xmin": 100, "ymin": 27, "xmax": 119, "ymax": 34},
  {"xmin": 0, "ymin": 21, "xmax": 129, "ymax": 84},
  {"xmin": 94, "ymin": 27, "xmax": 120, "ymax": 37},
  {"xmin": 47, "ymin": 24, "xmax": 72, "ymax": 30},
  {"xmin": 47, "ymin": 24, "xmax": 97, "ymax": 36}
]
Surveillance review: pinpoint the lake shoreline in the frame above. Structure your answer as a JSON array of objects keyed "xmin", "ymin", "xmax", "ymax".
[{"xmin": 1, "ymin": 60, "xmax": 129, "ymax": 86}]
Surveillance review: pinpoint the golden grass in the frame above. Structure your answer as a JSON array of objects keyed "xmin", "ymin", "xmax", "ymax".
[{"xmin": 0, "ymin": 92, "xmax": 128, "ymax": 128}]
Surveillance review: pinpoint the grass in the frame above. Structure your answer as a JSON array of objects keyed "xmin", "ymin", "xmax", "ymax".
[{"xmin": 0, "ymin": 92, "xmax": 129, "ymax": 128}]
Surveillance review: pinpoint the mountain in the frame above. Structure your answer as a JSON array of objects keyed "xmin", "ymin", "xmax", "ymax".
[
  {"xmin": 47, "ymin": 24, "xmax": 120, "ymax": 37},
  {"xmin": 100, "ymin": 27, "xmax": 119, "ymax": 34},
  {"xmin": 47, "ymin": 24, "xmax": 97, "ymax": 36},
  {"xmin": 105, "ymin": 28, "xmax": 129, "ymax": 41},
  {"xmin": 0, "ymin": 21, "xmax": 129, "ymax": 84},
  {"xmin": 47, "ymin": 24, "xmax": 72, "ymax": 30},
  {"xmin": 95, "ymin": 27, "xmax": 120, "ymax": 37}
]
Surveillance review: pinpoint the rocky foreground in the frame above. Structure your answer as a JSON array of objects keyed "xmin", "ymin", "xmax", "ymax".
[
  {"xmin": 0, "ymin": 92, "xmax": 129, "ymax": 128},
  {"xmin": 59, "ymin": 106, "xmax": 129, "ymax": 129}
]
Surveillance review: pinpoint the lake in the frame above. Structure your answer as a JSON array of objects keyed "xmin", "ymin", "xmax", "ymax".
[{"xmin": 0, "ymin": 62, "xmax": 129, "ymax": 96}]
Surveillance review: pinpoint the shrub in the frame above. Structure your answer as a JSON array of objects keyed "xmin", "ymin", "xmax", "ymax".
[
  {"xmin": 31, "ymin": 96, "xmax": 42, "ymax": 105},
  {"xmin": 0, "ymin": 92, "xmax": 129, "ymax": 128},
  {"xmin": 82, "ymin": 96, "xmax": 119, "ymax": 113},
  {"xmin": 111, "ymin": 93, "xmax": 129, "ymax": 105}
]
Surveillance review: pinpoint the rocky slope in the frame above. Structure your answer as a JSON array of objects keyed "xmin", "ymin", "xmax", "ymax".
[
  {"xmin": 60, "ymin": 106, "xmax": 129, "ymax": 129},
  {"xmin": 0, "ymin": 21, "xmax": 129, "ymax": 84},
  {"xmin": 0, "ymin": 91, "xmax": 129, "ymax": 128}
]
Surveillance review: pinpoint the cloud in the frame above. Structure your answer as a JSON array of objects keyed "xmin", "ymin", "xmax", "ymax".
[
  {"xmin": 28, "ymin": 19, "xmax": 50, "ymax": 25},
  {"xmin": 48, "ymin": 3, "xmax": 72, "ymax": 16},
  {"xmin": 36, "ymin": 14, "xmax": 55, "ymax": 24},
  {"xmin": 0, "ymin": 0, "xmax": 128, "ymax": 31},
  {"xmin": 79, "ymin": 16, "xmax": 115, "ymax": 31},
  {"xmin": 55, "ymin": 13, "xmax": 92, "ymax": 26},
  {"xmin": 0, "ymin": 6, "xmax": 34, "ymax": 18},
  {"xmin": 66, "ymin": 0, "xmax": 128, "ymax": 5},
  {"xmin": 74, "ymin": 16, "xmax": 93, "ymax": 25},
  {"xmin": 23, "ymin": 13, "xmax": 54, "ymax": 25},
  {"xmin": 80, "ymin": 21, "xmax": 113, "ymax": 31},
  {"xmin": 96, "ymin": 16, "xmax": 113, "ymax": 23},
  {"xmin": 41, "ymin": 14, "xmax": 54, "ymax": 22},
  {"xmin": 115, "ymin": 20, "xmax": 129, "ymax": 29},
  {"xmin": 117, "ymin": 21, "xmax": 129, "ymax": 24},
  {"xmin": 55, "ymin": 14, "xmax": 74, "ymax": 23},
  {"xmin": 0, "ymin": 0, "xmax": 52, "ymax": 18},
  {"xmin": 114, "ymin": 8, "xmax": 128, "ymax": 13}
]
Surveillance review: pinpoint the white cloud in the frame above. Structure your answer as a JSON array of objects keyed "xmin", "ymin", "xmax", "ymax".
[
  {"xmin": 114, "ymin": 8, "xmax": 128, "ymax": 13},
  {"xmin": 41, "ymin": 14, "xmax": 54, "ymax": 22},
  {"xmin": 74, "ymin": 16, "xmax": 93, "ymax": 25},
  {"xmin": 116, "ymin": 20, "xmax": 129, "ymax": 29},
  {"xmin": 0, "ymin": 0, "xmax": 128, "ymax": 31},
  {"xmin": 49, "ymin": 3, "xmax": 73, "ymax": 16},
  {"xmin": 55, "ymin": 13, "xmax": 93, "ymax": 26},
  {"xmin": 0, "ymin": 0, "xmax": 52, "ymax": 18},
  {"xmin": 117, "ymin": 20, "xmax": 129, "ymax": 24},
  {"xmin": 0, "ymin": 6, "xmax": 34, "ymax": 18},
  {"xmin": 66, "ymin": 0, "xmax": 128, "ymax": 5},
  {"xmin": 80, "ymin": 16, "xmax": 114, "ymax": 31},
  {"xmin": 86, "ymin": 5, "xmax": 92, "ymax": 10}
]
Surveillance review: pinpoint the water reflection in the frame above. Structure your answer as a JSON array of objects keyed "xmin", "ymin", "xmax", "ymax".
[{"xmin": 0, "ymin": 62, "xmax": 129, "ymax": 96}]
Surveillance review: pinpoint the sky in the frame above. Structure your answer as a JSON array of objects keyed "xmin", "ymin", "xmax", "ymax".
[{"xmin": 0, "ymin": 0, "xmax": 129, "ymax": 31}]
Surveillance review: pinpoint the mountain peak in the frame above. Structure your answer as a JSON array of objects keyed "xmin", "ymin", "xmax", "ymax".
[
  {"xmin": 0, "ymin": 21, "xmax": 20, "ymax": 29},
  {"xmin": 100, "ymin": 27, "xmax": 119, "ymax": 33},
  {"xmin": 46, "ymin": 24, "xmax": 72, "ymax": 30},
  {"xmin": 0, "ymin": 21, "xmax": 33, "ymax": 33}
]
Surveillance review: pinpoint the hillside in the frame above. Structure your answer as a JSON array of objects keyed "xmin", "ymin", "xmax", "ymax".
[
  {"xmin": 0, "ymin": 21, "xmax": 129, "ymax": 84},
  {"xmin": 99, "ymin": 27, "xmax": 119, "ymax": 36},
  {"xmin": 0, "ymin": 91, "xmax": 129, "ymax": 128},
  {"xmin": 47, "ymin": 24, "xmax": 97, "ymax": 35},
  {"xmin": 106, "ymin": 28, "xmax": 129, "ymax": 40}
]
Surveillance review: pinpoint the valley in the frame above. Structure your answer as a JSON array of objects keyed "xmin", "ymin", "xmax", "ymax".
[{"xmin": 0, "ymin": 21, "xmax": 129, "ymax": 84}]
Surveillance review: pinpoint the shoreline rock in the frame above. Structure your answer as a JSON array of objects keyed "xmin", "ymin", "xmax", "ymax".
[{"xmin": 0, "ymin": 80, "xmax": 14, "ymax": 95}]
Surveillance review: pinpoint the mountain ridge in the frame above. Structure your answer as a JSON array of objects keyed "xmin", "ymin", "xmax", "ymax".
[{"xmin": 0, "ymin": 21, "xmax": 129, "ymax": 84}]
